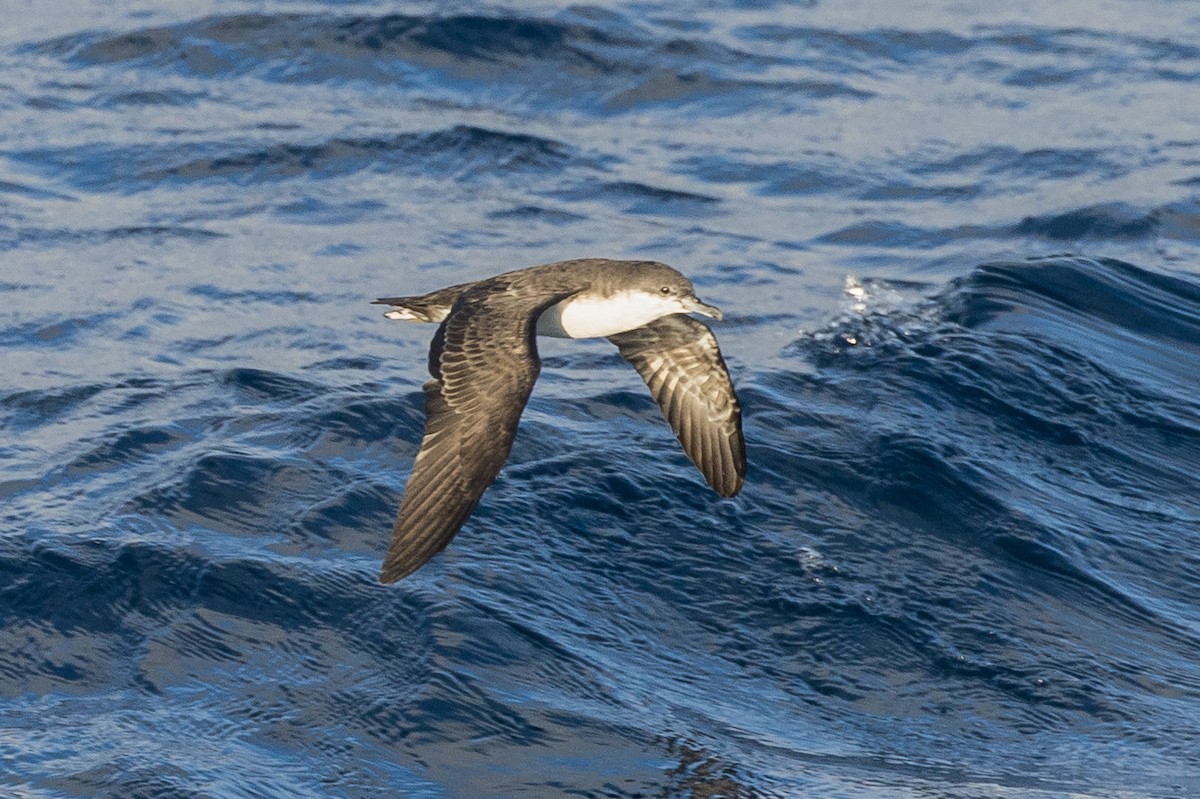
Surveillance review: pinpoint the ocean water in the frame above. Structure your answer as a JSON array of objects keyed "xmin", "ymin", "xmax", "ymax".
[{"xmin": 3, "ymin": 1, "xmax": 1200, "ymax": 796}]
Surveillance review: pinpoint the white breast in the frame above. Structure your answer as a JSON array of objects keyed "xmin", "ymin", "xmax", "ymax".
[{"xmin": 536, "ymin": 290, "xmax": 680, "ymax": 339}]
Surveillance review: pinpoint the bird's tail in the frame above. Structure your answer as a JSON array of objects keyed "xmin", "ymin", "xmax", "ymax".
[{"xmin": 372, "ymin": 281, "xmax": 474, "ymax": 323}]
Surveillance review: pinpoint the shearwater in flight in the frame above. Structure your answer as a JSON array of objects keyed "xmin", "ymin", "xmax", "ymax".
[{"xmin": 374, "ymin": 258, "xmax": 745, "ymax": 582}]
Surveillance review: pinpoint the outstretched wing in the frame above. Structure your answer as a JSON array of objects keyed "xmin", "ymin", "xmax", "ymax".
[
  {"xmin": 380, "ymin": 281, "xmax": 577, "ymax": 583},
  {"xmin": 608, "ymin": 315, "xmax": 745, "ymax": 497}
]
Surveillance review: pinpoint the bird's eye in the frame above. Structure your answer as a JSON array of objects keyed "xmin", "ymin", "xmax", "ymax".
[{"xmin": 660, "ymin": 286, "xmax": 672, "ymax": 295}]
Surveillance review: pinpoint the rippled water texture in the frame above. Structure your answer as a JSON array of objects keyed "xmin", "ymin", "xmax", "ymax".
[{"xmin": 3, "ymin": 1, "xmax": 1200, "ymax": 797}]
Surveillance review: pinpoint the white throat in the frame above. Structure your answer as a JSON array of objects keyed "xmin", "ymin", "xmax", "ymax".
[{"xmin": 537, "ymin": 290, "xmax": 686, "ymax": 339}]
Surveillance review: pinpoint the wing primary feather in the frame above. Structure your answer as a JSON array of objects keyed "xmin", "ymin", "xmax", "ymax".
[
  {"xmin": 609, "ymin": 315, "xmax": 745, "ymax": 498},
  {"xmin": 381, "ymin": 279, "xmax": 581, "ymax": 582}
]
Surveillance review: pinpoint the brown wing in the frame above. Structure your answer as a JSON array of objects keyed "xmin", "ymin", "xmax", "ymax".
[
  {"xmin": 379, "ymin": 280, "xmax": 577, "ymax": 582},
  {"xmin": 608, "ymin": 315, "xmax": 745, "ymax": 498}
]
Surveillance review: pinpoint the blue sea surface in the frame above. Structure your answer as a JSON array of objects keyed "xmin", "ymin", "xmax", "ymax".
[{"xmin": 3, "ymin": 1, "xmax": 1200, "ymax": 796}]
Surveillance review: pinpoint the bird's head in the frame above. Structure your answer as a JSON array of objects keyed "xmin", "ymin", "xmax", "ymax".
[{"xmin": 626, "ymin": 261, "xmax": 723, "ymax": 321}]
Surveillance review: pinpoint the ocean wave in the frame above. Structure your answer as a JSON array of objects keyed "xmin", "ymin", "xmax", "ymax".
[
  {"xmin": 785, "ymin": 257, "xmax": 1200, "ymax": 627},
  {"xmin": 30, "ymin": 11, "xmax": 863, "ymax": 115},
  {"xmin": 3, "ymin": 255, "xmax": 1200, "ymax": 795},
  {"xmin": 6, "ymin": 1, "xmax": 1200, "ymax": 790}
]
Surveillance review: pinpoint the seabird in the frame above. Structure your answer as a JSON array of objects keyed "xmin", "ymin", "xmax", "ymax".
[{"xmin": 373, "ymin": 258, "xmax": 745, "ymax": 582}]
